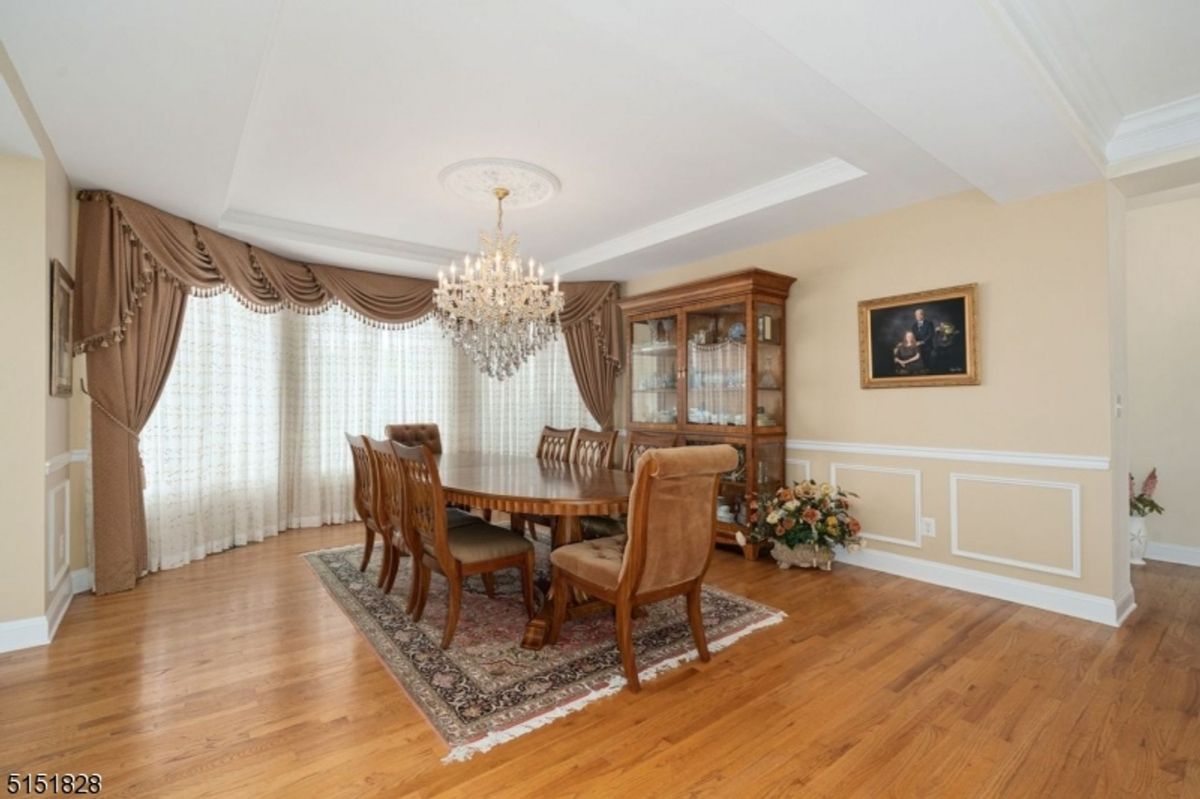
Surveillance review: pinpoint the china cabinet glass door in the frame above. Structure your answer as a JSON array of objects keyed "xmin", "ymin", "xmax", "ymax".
[
  {"xmin": 629, "ymin": 315, "xmax": 680, "ymax": 426},
  {"xmin": 684, "ymin": 302, "xmax": 749, "ymax": 429},
  {"xmin": 754, "ymin": 302, "xmax": 784, "ymax": 429}
]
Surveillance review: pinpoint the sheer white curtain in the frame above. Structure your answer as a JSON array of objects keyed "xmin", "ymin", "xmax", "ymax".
[{"xmin": 141, "ymin": 293, "xmax": 594, "ymax": 572}]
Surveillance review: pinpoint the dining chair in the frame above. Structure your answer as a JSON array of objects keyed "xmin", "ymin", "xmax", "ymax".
[
  {"xmin": 367, "ymin": 437, "xmax": 478, "ymax": 596},
  {"xmin": 384, "ymin": 422, "xmax": 443, "ymax": 454},
  {"xmin": 536, "ymin": 426, "xmax": 576, "ymax": 461},
  {"xmin": 571, "ymin": 428, "xmax": 620, "ymax": 468},
  {"xmin": 546, "ymin": 444, "xmax": 738, "ymax": 691},
  {"xmin": 385, "ymin": 422, "xmax": 491, "ymax": 521},
  {"xmin": 393, "ymin": 441, "xmax": 536, "ymax": 648},
  {"xmin": 346, "ymin": 433, "xmax": 386, "ymax": 584},
  {"xmin": 580, "ymin": 431, "xmax": 679, "ymax": 539},
  {"xmin": 514, "ymin": 426, "xmax": 580, "ymax": 538}
]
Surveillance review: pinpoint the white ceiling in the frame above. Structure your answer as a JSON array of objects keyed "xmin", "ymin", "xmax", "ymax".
[{"xmin": 1, "ymin": 1, "xmax": 1198, "ymax": 279}]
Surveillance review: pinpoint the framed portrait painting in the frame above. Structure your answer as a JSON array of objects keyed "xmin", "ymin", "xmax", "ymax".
[
  {"xmin": 858, "ymin": 284, "xmax": 978, "ymax": 389},
  {"xmin": 49, "ymin": 258, "xmax": 74, "ymax": 397}
]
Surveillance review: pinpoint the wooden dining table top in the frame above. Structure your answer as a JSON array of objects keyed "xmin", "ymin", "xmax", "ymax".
[{"xmin": 435, "ymin": 452, "xmax": 631, "ymax": 518}]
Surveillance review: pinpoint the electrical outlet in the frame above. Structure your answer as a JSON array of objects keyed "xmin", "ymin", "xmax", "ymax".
[{"xmin": 921, "ymin": 517, "xmax": 937, "ymax": 538}]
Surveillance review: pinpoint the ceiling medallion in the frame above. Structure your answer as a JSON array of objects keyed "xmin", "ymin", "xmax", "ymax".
[
  {"xmin": 437, "ymin": 158, "xmax": 561, "ymax": 209},
  {"xmin": 434, "ymin": 168, "xmax": 564, "ymax": 381}
]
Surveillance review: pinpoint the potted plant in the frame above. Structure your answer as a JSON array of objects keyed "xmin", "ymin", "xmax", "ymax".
[
  {"xmin": 738, "ymin": 480, "xmax": 864, "ymax": 570},
  {"xmin": 1129, "ymin": 469, "xmax": 1164, "ymax": 566}
]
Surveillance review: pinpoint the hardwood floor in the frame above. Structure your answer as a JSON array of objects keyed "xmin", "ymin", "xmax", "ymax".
[{"xmin": 2, "ymin": 523, "xmax": 1197, "ymax": 798}]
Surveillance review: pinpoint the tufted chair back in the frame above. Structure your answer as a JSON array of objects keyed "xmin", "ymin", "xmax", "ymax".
[
  {"xmin": 620, "ymin": 445, "xmax": 738, "ymax": 595},
  {"xmin": 385, "ymin": 423, "xmax": 443, "ymax": 455},
  {"xmin": 571, "ymin": 429, "xmax": 619, "ymax": 468}
]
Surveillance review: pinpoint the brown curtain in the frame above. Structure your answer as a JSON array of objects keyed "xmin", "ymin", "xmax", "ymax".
[
  {"xmin": 74, "ymin": 190, "xmax": 622, "ymax": 593},
  {"xmin": 559, "ymin": 282, "xmax": 623, "ymax": 428}
]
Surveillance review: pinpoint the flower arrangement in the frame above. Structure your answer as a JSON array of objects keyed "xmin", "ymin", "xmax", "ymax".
[
  {"xmin": 746, "ymin": 480, "xmax": 864, "ymax": 552},
  {"xmin": 1130, "ymin": 469, "xmax": 1164, "ymax": 517}
]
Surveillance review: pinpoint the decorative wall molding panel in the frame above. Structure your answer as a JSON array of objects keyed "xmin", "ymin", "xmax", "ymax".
[
  {"xmin": 1145, "ymin": 541, "xmax": 1200, "ymax": 568},
  {"xmin": 839, "ymin": 547, "xmax": 1133, "ymax": 627},
  {"xmin": 46, "ymin": 482, "xmax": 69, "ymax": 588},
  {"xmin": 949, "ymin": 473, "xmax": 1082, "ymax": 579},
  {"xmin": 785, "ymin": 458, "xmax": 812, "ymax": 481},
  {"xmin": 789, "ymin": 439, "xmax": 1108, "ymax": 471},
  {"xmin": 829, "ymin": 462, "xmax": 923, "ymax": 549}
]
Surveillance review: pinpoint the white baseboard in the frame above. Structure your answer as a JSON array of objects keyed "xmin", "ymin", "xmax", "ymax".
[
  {"xmin": 838, "ymin": 547, "xmax": 1133, "ymax": 627},
  {"xmin": 71, "ymin": 567, "xmax": 94, "ymax": 594},
  {"xmin": 1145, "ymin": 541, "xmax": 1200, "ymax": 567},
  {"xmin": 0, "ymin": 574, "xmax": 75, "ymax": 654},
  {"xmin": 45, "ymin": 574, "xmax": 73, "ymax": 641}
]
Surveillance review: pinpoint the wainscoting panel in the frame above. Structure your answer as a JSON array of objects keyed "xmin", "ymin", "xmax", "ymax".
[
  {"xmin": 785, "ymin": 458, "xmax": 812, "ymax": 481},
  {"xmin": 46, "ymin": 481, "xmax": 70, "ymax": 588},
  {"xmin": 829, "ymin": 463, "xmax": 922, "ymax": 548},
  {"xmin": 950, "ymin": 473, "xmax": 1081, "ymax": 578}
]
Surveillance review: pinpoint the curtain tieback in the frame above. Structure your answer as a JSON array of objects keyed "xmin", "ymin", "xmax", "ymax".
[{"xmin": 81, "ymin": 379, "xmax": 146, "ymax": 489}]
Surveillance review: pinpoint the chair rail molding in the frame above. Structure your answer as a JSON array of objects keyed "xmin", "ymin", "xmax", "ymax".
[
  {"xmin": 788, "ymin": 439, "xmax": 1109, "ymax": 471},
  {"xmin": 45, "ymin": 448, "xmax": 90, "ymax": 476},
  {"xmin": 949, "ymin": 472, "xmax": 1082, "ymax": 579},
  {"xmin": 828, "ymin": 462, "xmax": 923, "ymax": 549}
]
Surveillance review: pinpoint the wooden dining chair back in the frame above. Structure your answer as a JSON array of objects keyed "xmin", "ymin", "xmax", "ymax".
[
  {"xmin": 385, "ymin": 423, "xmax": 443, "ymax": 454},
  {"xmin": 368, "ymin": 437, "xmax": 411, "ymax": 594},
  {"xmin": 547, "ymin": 444, "xmax": 738, "ymax": 690},
  {"xmin": 536, "ymin": 426, "xmax": 576, "ymax": 461},
  {"xmin": 622, "ymin": 431, "xmax": 680, "ymax": 472},
  {"xmin": 392, "ymin": 442, "xmax": 536, "ymax": 647},
  {"xmin": 346, "ymin": 434, "xmax": 383, "ymax": 574},
  {"xmin": 571, "ymin": 429, "xmax": 619, "ymax": 468}
]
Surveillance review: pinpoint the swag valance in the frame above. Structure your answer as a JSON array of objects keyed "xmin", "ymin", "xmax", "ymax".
[{"xmin": 74, "ymin": 190, "xmax": 623, "ymax": 594}]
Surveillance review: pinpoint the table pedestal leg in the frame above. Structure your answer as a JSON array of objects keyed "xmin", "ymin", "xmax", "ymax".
[{"xmin": 521, "ymin": 515, "xmax": 603, "ymax": 650}]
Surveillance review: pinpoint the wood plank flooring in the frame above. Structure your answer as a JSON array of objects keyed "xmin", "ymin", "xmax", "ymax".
[{"xmin": 1, "ymin": 523, "xmax": 1197, "ymax": 798}]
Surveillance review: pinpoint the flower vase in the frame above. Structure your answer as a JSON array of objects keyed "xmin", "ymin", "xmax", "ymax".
[
  {"xmin": 1128, "ymin": 515, "xmax": 1148, "ymax": 566},
  {"xmin": 770, "ymin": 542, "xmax": 835, "ymax": 571}
]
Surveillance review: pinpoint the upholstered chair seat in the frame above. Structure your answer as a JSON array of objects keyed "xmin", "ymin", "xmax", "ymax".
[
  {"xmin": 445, "ymin": 507, "xmax": 479, "ymax": 528},
  {"xmin": 549, "ymin": 533, "xmax": 626, "ymax": 589},
  {"xmin": 429, "ymin": 522, "xmax": 542, "ymax": 564}
]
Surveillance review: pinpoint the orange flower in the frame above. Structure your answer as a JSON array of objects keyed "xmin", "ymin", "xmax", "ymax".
[
  {"xmin": 783, "ymin": 517, "xmax": 796, "ymax": 530},
  {"xmin": 801, "ymin": 507, "xmax": 820, "ymax": 525},
  {"xmin": 849, "ymin": 518, "xmax": 862, "ymax": 534}
]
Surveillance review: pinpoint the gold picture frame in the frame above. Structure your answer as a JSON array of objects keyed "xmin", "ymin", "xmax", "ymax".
[
  {"xmin": 858, "ymin": 283, "xmax": 979, "ymax": 389},
  {"xmin": 49, "ymin": 258, "xmax": 74, "ymax": 397}
]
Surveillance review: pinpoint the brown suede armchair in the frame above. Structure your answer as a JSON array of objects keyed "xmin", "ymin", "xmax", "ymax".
[
  {"xmin": 546, "ymin": 444, "xmax": 738, "ymax": 691},
  {"xmin": 580, "ymin": 431, "xmax": 679, "ymax": 539}
]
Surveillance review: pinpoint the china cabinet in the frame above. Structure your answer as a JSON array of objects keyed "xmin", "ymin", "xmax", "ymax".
[{"xmin": 619, "ymin": 268, "xmax": 795, "ymax": 559}]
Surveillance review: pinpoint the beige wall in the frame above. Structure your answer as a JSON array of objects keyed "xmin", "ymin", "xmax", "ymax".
[
  {"xmin": 0, "ymin": 154, "xmax": 49, "ymax": 622},
  {"xmin": 1, "ymin": 42, "xmax": 79, "ymax": 634},
  {"xmin": 623, "ymin": 185, "xmax": 1122, "ymax": 599},
  {"xmin": 1126, "ymin": 191, "xmax": 1200, "ymax": 550}
]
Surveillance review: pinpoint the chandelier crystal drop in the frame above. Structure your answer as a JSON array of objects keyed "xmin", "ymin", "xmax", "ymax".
[{"xmin": 434, "ymin": 187, "xmax": 564, "ymax": 380}]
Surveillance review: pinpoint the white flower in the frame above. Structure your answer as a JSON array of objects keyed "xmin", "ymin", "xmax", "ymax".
[
  {"xmin": 766, "ymin": 510, "xmax": 782, "ymax": 525},
  {"xmin": 783, "ymin": 499, "xmax": 800, "ymax": 511},
  {"xmin": 734, "ymin": 531, "xmax": 747, "ymax": 547}
]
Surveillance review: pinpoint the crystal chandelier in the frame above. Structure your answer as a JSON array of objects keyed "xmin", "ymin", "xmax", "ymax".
[{"xmin": 434, "ymin": 187, "xmax": 564, "ymax": 380}]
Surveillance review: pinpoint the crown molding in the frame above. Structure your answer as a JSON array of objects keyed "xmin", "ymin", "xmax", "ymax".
[
  {"xmin": 1107, "ymin": 93, "xmax": 1200, "ymax": 165},
  {"xmin": 984, "ymin": 0, "xmax": 1117, "ymax": 165},
  {"xmin": 552, "ymin": 157, "xmax": 866, "ymax": 274},
  {"xmin": 218, "ymin": 208, "xmax": 461, "ymax": 268}
]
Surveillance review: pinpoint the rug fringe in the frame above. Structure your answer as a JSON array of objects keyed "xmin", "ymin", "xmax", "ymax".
[{"xmin": 441, "ymin": 610, "xmax": 787, "ymax": 764}]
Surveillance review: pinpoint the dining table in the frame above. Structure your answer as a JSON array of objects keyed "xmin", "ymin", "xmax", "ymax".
[{"xmin": 435, "ymin": 452, "xmax": 633, "ymax": 649}]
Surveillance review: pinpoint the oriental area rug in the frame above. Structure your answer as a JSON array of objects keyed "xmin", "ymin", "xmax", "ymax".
[{"xmin": 305, "ymin": 542, "xmax": 785, "ymax": 762}]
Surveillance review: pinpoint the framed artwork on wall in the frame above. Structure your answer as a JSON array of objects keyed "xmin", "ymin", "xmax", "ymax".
[
  {"xmin": 49, "ymin": 258, "xmax": 74, "ymax": 397},
  {"xmin": 858, "ymin": 283, "xmax": 979, "ymax": 389}
]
